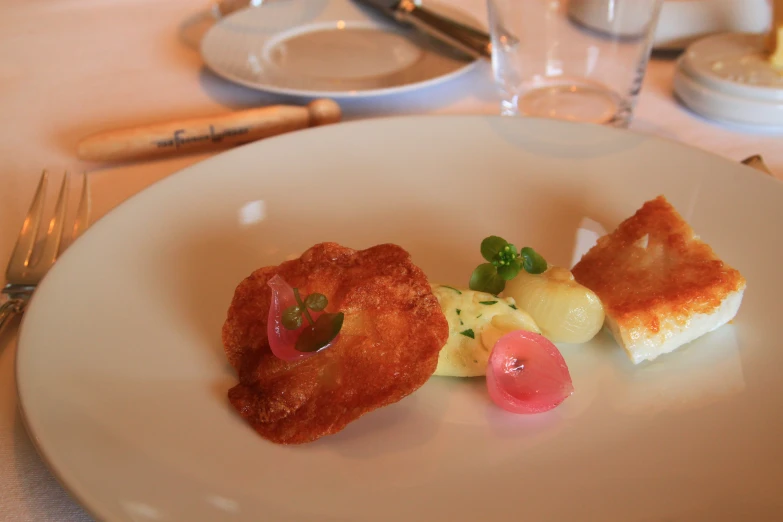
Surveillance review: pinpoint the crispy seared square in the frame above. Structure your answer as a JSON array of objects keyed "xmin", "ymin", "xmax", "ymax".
[{"xmin": 572, "ymin": 196, "xmax": 746, "ymax": 364}]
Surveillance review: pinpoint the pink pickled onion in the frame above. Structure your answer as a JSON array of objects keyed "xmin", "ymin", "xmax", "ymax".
[
  {"xmin": 267, "ymin": 275, "xmax": 323, "ymax": 361},
  {"xmin": 486, "ymin": 330, "xmax": 573, "ymax": 414}
]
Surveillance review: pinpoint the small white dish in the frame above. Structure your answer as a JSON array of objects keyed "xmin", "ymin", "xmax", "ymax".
[
  {"xmin": 674, "ymin": 33, "xmax": 783, "ymax": 130},
  {"xmin": 200, "ymin": 0, "xmax": 481, "ymax": 98},
  {"xmin": 16, "ymin": 115, "xmax": 783, "ymax": 521}
]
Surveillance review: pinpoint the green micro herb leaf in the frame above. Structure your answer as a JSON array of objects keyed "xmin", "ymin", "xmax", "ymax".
[
  {"xmin": 480, "ymin": 236, "xmax": 509, "ymax": 262},
  {"xmin": 295, "ymin": 312, "xmax": 344, "ymax": 353},
  {"xmin": 281, "ymin": 305, "xmax": 303, "ymax": 330},
  {"xmin": 479, "ymin": 300, "xmax": 498, "ymax": 305},
  {"xmin": 509, "ymin": 303, "xmax": 518, "ymax": 310},
  {"xmin": 282, "ymin": 288, "xmax": 344, "ymax": 352},
  {"xmin": 292, "ymin": 288, "xmax": 314, "ymax": 327},
  {"xmin": 520, "ymin": 247, "xmax": 548, "ymax": 274},
  {"xmin": 304, "ymin": 292, "xmax": 327, "ymax": 312},
  {"xmin": 469, "ymin": 236, "xmax": 548, "ymax": 293},
  {"xmin": 470, "ymin": 263, "xmax": 506, "ymax": 295},
  {"xmin": 456, "ymin": 309, "xmax": 461, "ymax": 315},
  {"xmin": 441, "ymin": 285, "xmax": 462, "ymax": 295},
  {"xmin": 497, "ymin": 260, "xmax": 521, "ymax": 281},
  {"xmin": 460, "ymin": 329, "xmax": 475, "ymax": 339}
]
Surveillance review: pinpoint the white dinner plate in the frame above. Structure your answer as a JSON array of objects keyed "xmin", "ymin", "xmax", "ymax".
[
  {"xmin": 200, "ymin": 0, "xmax": 481, "ymax": 98},
  {"xmin": 17, "ymin": 116, "xmax": 783, "ymax": 521}
]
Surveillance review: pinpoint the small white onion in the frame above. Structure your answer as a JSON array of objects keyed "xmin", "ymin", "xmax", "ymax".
[{"xmin": 504, "ymin": 266, "xmax": 605, "ymax": 344}]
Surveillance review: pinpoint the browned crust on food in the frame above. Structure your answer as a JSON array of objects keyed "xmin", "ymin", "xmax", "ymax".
[
  {"xmin": 222, "ymin": 242, "xmax": 448, "ymax": 444},
  {"xmin": 571, "ymin": 196, "xmax": 746, "ymax": 333}
]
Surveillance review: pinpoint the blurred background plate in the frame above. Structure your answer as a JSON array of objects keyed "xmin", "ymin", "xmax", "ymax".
[
  {"xmin": 200, "ymin": 0, "xmax": 482, "ymax": 98},
  {"xmin": 653, "ymin": 0, "xmax": 770, "ymax": 50}
]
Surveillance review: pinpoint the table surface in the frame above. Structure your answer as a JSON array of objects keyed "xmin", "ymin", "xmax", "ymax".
[{"xmin": 1, "ymin": 1, "xmax": 782, "ymax": 520}]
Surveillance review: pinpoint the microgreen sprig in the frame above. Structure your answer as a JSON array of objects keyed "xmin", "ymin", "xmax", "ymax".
[
  {"xmin": 469, "ymin": 236, "xmax": 547, "ymax": 294},
  {"xmin": 282, "ymin": 289, "xmax": 344, "ymax": 353}
]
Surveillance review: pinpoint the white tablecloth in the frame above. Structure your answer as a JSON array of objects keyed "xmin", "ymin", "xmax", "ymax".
[{"xmin": 1, "ymin": 1, "xmax": 781, "ymax": 520}]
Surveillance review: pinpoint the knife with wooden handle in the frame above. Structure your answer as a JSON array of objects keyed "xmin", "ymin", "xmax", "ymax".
[{"xmin": 77, "ymin": 99, "xmax": 341, "ymax": 163}]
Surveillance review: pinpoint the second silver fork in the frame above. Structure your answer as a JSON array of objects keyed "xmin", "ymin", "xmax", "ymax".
[{"xmin": 0, "ymin": 171, "xmax": 90, "ymax": 335}]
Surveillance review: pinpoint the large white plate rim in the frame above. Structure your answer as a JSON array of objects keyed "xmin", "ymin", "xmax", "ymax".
[{"xmin": 15, "ymin": 115, "xmax": 783, "ymax": 521}]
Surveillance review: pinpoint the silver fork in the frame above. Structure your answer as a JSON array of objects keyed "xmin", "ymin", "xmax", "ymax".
[{"xmin": 0, "ymin": 171, "xmax": 90, "ymax": 335}]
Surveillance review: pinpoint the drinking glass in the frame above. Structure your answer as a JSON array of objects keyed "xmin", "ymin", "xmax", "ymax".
[{"xmin": 487, "ymin": 0, "xmax": 663, "ymax": 126}]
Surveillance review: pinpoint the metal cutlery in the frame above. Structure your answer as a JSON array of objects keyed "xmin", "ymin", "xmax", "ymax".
[
  {"xmin": 353, "ymin": 0, "xmax": 492, "ymax": 59},
  {"xmin": 0, "ymin": 171, "xmax": 90, "ymax": 335},
  {"xmin": 211, "ymin": 0, "xmax": 264, "ymax": 18},
  {"xmin": 741, "ymin": 154, "xmax": 774, "ymax": 176},
  {"xmin": 213, "ymin": 0, "xmax": 493, "ymax": 59}
]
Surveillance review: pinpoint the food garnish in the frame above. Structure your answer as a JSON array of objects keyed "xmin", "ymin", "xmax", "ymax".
[
  {"xmin": 470, "ymin": 236, "xmax": 547, "ymax": 295},
  {"xmin": 486, "ymin": 330, "xmax": 573, "ymax": 414},
  {"xmin": 281, "ymin": 281, "xmax": 343, "ymax": 351},
  {"xmin": 267, "ymin": 275, "xmax": 344, "ymax": 359}
]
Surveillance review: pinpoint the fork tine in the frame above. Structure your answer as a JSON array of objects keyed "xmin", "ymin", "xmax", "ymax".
[
  {"xmin": 71, "ymin": 173, "xmax": 91, "ymax": 242},
  {"xmin": 37, "ymin": 172, "xmax": 70, "ymax": 267},
  {"xmin": 6, "ymin": 171, "xmax": 48, "ymax": 278}
]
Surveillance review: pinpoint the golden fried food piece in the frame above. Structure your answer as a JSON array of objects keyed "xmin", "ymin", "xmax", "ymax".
[
  {"xmin": 222, "ymin": 242, "xmax": 448, "ymax": 444},
  {"xmin": 572, "ymin": 196, "xmax": 746, "ymax": 364}
]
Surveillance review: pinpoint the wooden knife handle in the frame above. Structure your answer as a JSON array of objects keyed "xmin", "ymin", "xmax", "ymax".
[{"xmin": 77, "ymin": 99, "xmax": 341, "ymax": 163}]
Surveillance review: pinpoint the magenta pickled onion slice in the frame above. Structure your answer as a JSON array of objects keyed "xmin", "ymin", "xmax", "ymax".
[
  {"xmin": 267, "ymin": 274, "xmax": 323, "ymax": 361},
  {"xmin": 486, "ymin": 330, "xmax": 574, "ymax": 414}
]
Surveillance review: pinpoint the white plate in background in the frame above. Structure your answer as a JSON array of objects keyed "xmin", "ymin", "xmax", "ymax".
[
  {"xmin": 654, "ymin": 0, "xmax": 769, "ymax": 50},
  {"xmin": 200, "ymin": 0, "xmax": 481, "ymax": 98},
  {"xmin": 569, "ymin": 0, "xmax": 770, "ymax": 50}
]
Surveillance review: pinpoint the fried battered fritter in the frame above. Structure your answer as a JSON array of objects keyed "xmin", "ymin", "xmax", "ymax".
[{"xmin": 222, "ymin": 242, "xmax": 448, "ymax": 444}]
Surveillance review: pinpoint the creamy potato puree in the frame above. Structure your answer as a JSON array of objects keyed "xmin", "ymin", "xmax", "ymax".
[{"xmin": 431, "ymin": 284, "xmax": 540, "ymax": 377}]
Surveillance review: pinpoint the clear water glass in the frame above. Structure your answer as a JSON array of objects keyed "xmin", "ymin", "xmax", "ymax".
[{"xmin": 487, "ymin": 0, "xmax": 663, "ymax": 127}]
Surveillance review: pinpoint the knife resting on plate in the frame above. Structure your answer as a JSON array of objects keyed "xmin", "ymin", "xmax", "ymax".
[
  {"xmin": 214, "ymin": 0, "xmax": 492, "ymax": 59},
  {"xmin": 353, "ymin": 0, "xmax": 493, "ymax": 59}
]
